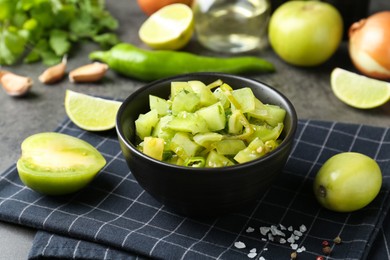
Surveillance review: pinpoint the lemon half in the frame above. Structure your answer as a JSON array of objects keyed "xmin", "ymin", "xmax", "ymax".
[
  {"xmin": 138, "ymin": 3, "xmax": 194, "ymax": 50},
  {"xmin": 331, "ymin": 67, "xmax": 390, "ymax": 109},
  {"xmin": 65, "ymin": 90, "xmax": 122, "ymax": 131}
]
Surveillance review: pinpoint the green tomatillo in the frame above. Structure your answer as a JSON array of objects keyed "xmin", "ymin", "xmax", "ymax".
[
  {"xmin": 313, "ymin": 152, "xmax": 382, "ymax": 212},
  {"xmin": 17, "ymin": 132, "xmax": 106, "ymax": 195},
  {"xmin": 268, "ymin": 0, "xmax": 343, "ymax": 66}
]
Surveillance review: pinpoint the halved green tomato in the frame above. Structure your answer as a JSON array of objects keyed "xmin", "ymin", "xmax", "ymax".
[{"xmin": 17, "ymin": 132, "xmax": 106, "ymax": 195}]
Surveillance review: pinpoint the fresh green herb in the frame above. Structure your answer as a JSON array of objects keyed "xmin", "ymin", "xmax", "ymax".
[{"xmin": 0, "ymin": 0, "xmax": 120, "ymax": 66}]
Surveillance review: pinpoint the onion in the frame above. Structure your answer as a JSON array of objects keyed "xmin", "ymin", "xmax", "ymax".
[{"xmin": 348, "ymin": 11, "xmax": 390, "ymax": 80}]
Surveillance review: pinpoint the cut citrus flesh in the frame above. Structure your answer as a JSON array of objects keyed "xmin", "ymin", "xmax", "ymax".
[
  {"xmin": 138, "ymin": 3, "xmax": 194, "ymax": 50},
  {"xmin": 65, "ymin": 90, "xmax": 122, "ymax": 131},
  {"xmin": 331, "ymin": 67, "xmax": 390, "ymax": 109}
]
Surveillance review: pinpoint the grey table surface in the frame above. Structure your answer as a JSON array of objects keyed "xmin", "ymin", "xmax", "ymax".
[{"xmin": 1, "ymin": 1, "xmax": 389, "ymax": 259}]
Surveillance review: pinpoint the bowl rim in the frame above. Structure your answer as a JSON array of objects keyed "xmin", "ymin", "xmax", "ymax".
[{"xmin": 116, "ymin": 72, "xmax": 298, "ymax": 172}]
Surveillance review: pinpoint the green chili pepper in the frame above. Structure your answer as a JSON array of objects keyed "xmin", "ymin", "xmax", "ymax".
[
  {"xmin": 184, "ymin": 157, "xmax": 206, "ymax": 168},
  {"xmin": 89, "ymin": 43, "xmax": 275, "ymax": 82}
]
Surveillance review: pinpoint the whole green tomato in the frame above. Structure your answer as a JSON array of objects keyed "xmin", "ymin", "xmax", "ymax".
[
  {"xmin": 313, "ymin": 152, "xmax": 382, "ymax": 212},
  {"xmin": 268, "ymin": 0, "xmax": 343, "ymax": 66},
  {"xmin": 17, "ymin": 132, "xmax": 106, "ymax": 195}
]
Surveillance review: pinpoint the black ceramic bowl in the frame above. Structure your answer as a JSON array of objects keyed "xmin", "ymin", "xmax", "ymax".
[{"xmin": 116, "ymin": 73, "xmax": 297, "ymax": 216}]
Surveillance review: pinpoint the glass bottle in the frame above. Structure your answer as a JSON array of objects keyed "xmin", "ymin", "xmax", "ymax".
[{"xmin": 192, "ymin": 0, "xmax": 271, "ymax": 54}]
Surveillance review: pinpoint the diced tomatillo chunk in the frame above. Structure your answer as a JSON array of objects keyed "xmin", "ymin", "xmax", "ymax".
[{"xmin": 206, "ymin": 150, "xmax": 235, "ymax": 167}]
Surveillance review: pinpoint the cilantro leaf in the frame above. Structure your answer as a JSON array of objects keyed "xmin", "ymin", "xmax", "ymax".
[
  {"xmin": 0, "ymin": 0, "xmax": 120, "ymax": 66},
  {"xmin": 49, "ymin": 29, "xmax": 71, "ymax": 56},
  {"xmin": 92, "ymin": 33, "xmax": 120, "ymax": 49},
  {"xmin": 0, "ymin": 28, "xmax": 27, "ymax": 65}
]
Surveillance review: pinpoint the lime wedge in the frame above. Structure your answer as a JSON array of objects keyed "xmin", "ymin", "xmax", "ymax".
[
  {"xmin": 331, "ymin": 67, "xmax": 390, "ymax": 109},
  {"xmin": 138, "ymin": 3, "xmax": 194, "ymax": 50},
  {"xmin": 65, "ymin": 90, "xmax": 122, "ymax": 131}
]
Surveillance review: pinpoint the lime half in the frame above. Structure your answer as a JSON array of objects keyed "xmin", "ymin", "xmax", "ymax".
[
  {"xmin": 331, "ymin": 67, "xmax": 390, "ymax": 109},
  {"xmin": 65, "ymin": 90, "xmax": 122, "ymax": 131},
  {"xmin": 138, "ymin": 3, "xmax": 194, "ymax": 50}
]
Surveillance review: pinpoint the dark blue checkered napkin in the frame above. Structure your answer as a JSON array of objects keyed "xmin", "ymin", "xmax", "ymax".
[{"xmin": 0, "ymin": 118, "xmax": 389, "ymax": 260}]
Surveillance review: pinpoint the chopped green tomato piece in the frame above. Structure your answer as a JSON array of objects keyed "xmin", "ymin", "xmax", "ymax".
[
  {"xmin": 228, "ymin": 110, "xmax": 244, "ymax": 134},
  {"xmin": 249, "ymin": 103, "xmax": 286, "ymax": 127},
  {"xmin": 196, "ymin": 102, "xmax": 226, "ymax": 131},
  {"xmin": 247, "ymin": 123, "xmax": 284, "ymax": 143},
  {"xmin": 170, "ymin": 132, "xmax": 201, "ymax": 160},
  {"xmin": 166, "ymin": 111, "xmax": 208, "ymax": 134},
  {"xmin": 263, "ymin": 105, "xmax": 286, "ymax": 127},
  {"xmin": 232, "ymin": 87, "xmax": 256, "ymax": 113},
  {"xmin": 193, "ymin": 132, "xmax": 223, "ymax": 148},
  {"xmin": 215, "ymin": 139, "xmax": 247, "ymax": 155},
  {"xmin": 247, "ymin": 98, "xmax": 268, "ymax": 119},
  {"xmin": 227, "ymin": 110, "xmax": 254, "ymax": 140},
  {"xmin": 152, "ymin": 115, "xmax": 175, "ymax": 143},
  {"xmin": 234, "ymin": 137, "xmax": 267, "ymax": 164},
  {"xmin": 135, "ymin": 109, "xmax": 159, "ymax": 140},
  {"xmin": 171, "ymin": 89, "xmax": 200, "ymax": 115},
  {"xmin": 188, "ymin": 80, "xmax": 218, "ymax": 106},
  {"xmin": 143, "ymin": 137, "xmax": 164, "ymax": 160},
  {"xmin": 170, "ymin": 81, "xmax": 192, "ymax": 99},
  {"xmin": 206, "ymin": 150, "xmax": 235, "ymax": 167},
  {"xmin": 149, "ymin": 95, "xmax": 170, "ymax": 116},
  {"xmin": 213, "ymin": 87, "xmax": 230, "ymax": 109},
  {"xmin": 165, "ymin": 154, "xmax": 184, "ymax": 165},
  {"xmin": 184, "ymin": 157, "xmax": 206, "ymax": 167}
]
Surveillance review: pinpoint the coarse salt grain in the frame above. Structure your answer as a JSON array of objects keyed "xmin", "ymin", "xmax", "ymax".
[
  {"xmin": 291, "ymin": 243, "xmax": 298, "ymax": 250},
  {"xmin": 239, "ymin": 223, "xmax": 308, "ymax": 257},
  {"xmin": 260, "ymin": 226, "xmax": 270, "ymax": 236},
  {"xmin": 248, "ymin": 252, "xmax": 257, "ymax": 258},
  {"xmin": 293, "ymin": 230, "xmax": 303, "ymax": 236},
  {"xmin": 246, "ymin": 227, "xmax": 255, "ymax": 233},
  {"xmin": 234, "ymin": 241, "xmax": 246, "ymax": 249},
  {"xmin": 299, "ymin": 225, "xmax": 307, "ymax": 233},
  {"xmin": 270, "ymin": 225, "xmax": 286, "ymax": 237},
  {"xmin": 268, "ymin": 233, "xmax": 274, "ymax": 241},
  {"xmin": 248, "ymin": 248, "xmax": 257, "ymax": 258},
  {"xmin": 287, "ymin": 235, "xmax": 295, "ymax": 243}
]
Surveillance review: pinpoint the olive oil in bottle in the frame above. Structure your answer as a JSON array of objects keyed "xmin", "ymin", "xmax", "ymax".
[{"xmin": 192, "ymin": 0, "xmax": 271, "ymax": 53}]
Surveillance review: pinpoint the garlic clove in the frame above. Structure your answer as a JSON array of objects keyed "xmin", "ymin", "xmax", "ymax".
[
  {"xmin": 0, "ymin": 71, "xmax": 33, "ymax": 97},
  {"xmin": 39, "ymin": 56, "xmax": 67, "ymax": 84},
  {"xmin": 0, "ymin": 70, "xmax": 8, "ymax": 78},
  {"xmin": 69, "ymin": 62, "xmax": 109, "ymax": 83}
]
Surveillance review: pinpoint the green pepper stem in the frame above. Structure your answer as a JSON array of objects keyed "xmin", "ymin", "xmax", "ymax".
[{"xmin": 89, "ymin": 51, "xmax": 106, "ymax": 62}]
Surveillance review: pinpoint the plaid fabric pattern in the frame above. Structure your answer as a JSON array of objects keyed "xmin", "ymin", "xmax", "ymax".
[{"xmin": 0, "ymin": 117, "xmax": 389, "ymax": 260}]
